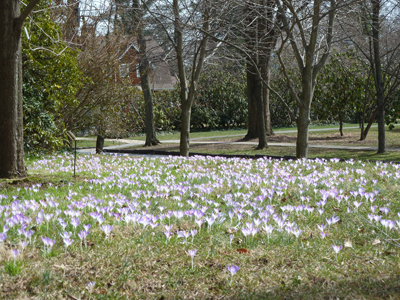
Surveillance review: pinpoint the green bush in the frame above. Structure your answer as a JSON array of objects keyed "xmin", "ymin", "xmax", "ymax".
[{"xmin": 22, "ymin": 0, "xmax": 83, "ymax": 152}]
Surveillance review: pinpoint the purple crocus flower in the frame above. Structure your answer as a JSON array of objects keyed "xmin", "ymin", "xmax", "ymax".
[
  {"xmin": 101, "ymin": 225, "xmax": 113, "ymax": 238},
  {"xmin": 332, "ymin": 244, "xmax": 342, "ymax": 254},
  {"xmin": 227, "ymin": 265, "xmax": 239, "ymax": 285},
  {"xmin": 0, "ymin": 232, "xmax": 6, "ymax": 243},
  {"xmin": 12, "ymin": 249, "xmax": 20, "ymax": 260},
  {"xmin": 63, "ymin": 237, "xmax": 74, "ymax": 249},
  {"xmin": 71, "ymin": 217, "xmax": 81, "ymax": 230},
  {"xmin": 164, "ymin": 231, "xmax": 172, "ymax": 244},
  {"xmin": 42, "ymin": 236, "xmax": 56, "ymax": 249}
]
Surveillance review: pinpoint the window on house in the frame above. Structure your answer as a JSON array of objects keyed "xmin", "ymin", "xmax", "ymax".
[
  {"xmin": 136, "ymin": 64, "xmax": 140, "ymax": 78},
  {"xmin": 120, "ymin": 63, "xmax": 129, "ymax": 78}
]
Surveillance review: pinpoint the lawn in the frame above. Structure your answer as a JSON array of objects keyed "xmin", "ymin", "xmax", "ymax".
[
  {"xmin": 126, "ymin": 123, "xmax": 361, "ymax": 142},
  {"xmin": 121, "ymin": 125, "xmax": 400, "ymax": 162},
  {"xmin": 0, "ymin": 153, "xmax": 400, "ymax": 299}
]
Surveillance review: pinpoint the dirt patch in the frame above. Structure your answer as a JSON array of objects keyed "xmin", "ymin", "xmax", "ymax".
[{"xmin": 0, "ymin": 174, "xmax": 87, "ymax": 192}]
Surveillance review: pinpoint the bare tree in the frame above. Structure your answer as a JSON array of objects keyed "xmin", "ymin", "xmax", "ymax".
[
  {"xmin": 115, "ymin": 0, "xmax": 160, "ymax": 146},
  {"xmin": 242, "ymin": 0, "xmax": 279, "ymax": 148},
  {"xmin": 274, "ymin": 0, "xmax": 338, "ymax": 158},
  {"xmin": 143, "ymin": 0, "xmax": 218, "ymax": 156},
  {"xmin": 356, "ymin": 0, "xmax": 400, "ymax": 152},
  {"xmin": 0, "ymin": 0, "xmax": 41, "ymax": 178}
]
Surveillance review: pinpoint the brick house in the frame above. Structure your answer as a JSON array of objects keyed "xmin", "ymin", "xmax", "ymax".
[{"xmin": 118, "ymin": 37, "xmax": 177, "ymax": 91}]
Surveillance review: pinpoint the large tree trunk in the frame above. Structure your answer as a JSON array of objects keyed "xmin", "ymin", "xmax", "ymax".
[
  {"xmin": 244, "ymin": 63, "xmax": 258, "ymax": 140},
  {"xmin": 296, "ymin": 106, "xmax": 310, "ymax": 158},
  {"xmin": 0, "ymin": 1, "xmax": 27, "ymax": 178},
  {"xmin": 179, "ymin": 101, "xmax": 191, "ymax": 157},
  {"xmin": 296, "ymin": 79, "xmax": 313, "ymax": 158},
  {"xmin": 256, "ymin": 74, "xmax": 268, "ymax": 149},
  {"xmin": 138, "ymin": 37, "xmax": 160, "ymax": 146},
  {"xmin": 133, "ymin": 0, "xmax": 160, "ymax": 147},
  {"xmin": 372, "ymin": 0, "xmax": 385, "ymax": 153}
]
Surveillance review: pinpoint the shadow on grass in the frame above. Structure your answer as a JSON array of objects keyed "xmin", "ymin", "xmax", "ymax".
[{"xmin": 233, "ymin": 275, "xmax": 400, "ymax": 300}]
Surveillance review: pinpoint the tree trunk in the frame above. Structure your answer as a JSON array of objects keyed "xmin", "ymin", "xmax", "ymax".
[
  {"xmin": 138, "ymin": 36, "xmax": 160, "ymax": 147},
  {"xmin": 0, "ymin": 1, "xmax": 27, "ymax": 178},
  {"xmin": 296, "ymin": 106, "xmax": 310, "ymax": 158},
  {"xmin": 296, "ymin": 78, "xmax": 313, "ymax": 158},
  {"xmin": 363, "ymin": 107, "xmax": 378, "ymax": 140},
  {"xmin": 180, "ymin": 101, "xmax": 191, "ymax": 157},
  {"xmin": 255, "ymin": 73, "xmax": 268, "ymax": 149},
  {"xmin": 96, "ymin": 135, "xmax": 104, "ymax": 154},
  {"xmin": 339, "ymin": 114, "xmax": 343, "ymax": 136},
  {"xmin": 133, "ymin": 0, "xmax": 160, "ymax": 147},
  {"xmin": 372, "ymin": 0, "xmax": 385, "ymax": 153},
  {"xmin": 263, "ymin": 65, "xmax": 274, "ymax": 136},
  {"xmin": 244, "ymin": 62, "xmax": 258, "ymax": 140}
]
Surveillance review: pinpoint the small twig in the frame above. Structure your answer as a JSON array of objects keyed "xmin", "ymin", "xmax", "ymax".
[
  {"xmin": 359, "ymin": 215, "xmax": 400, "ymax": 248},
  {"xmin": 66, "ymin": 294, "xmax": 80, "ymax": 300}
]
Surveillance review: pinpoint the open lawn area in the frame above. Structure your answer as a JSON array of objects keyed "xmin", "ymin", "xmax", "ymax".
[
  {"xmin": 123, "ymin": 125, "xmax": 400, "ymax": 162},
  {"xmin": 1, "ymin": 154, "xmax": 400, "ymax": 299}
]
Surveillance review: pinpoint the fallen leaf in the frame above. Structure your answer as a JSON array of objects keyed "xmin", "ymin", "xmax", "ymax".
[
  {"xmin": 236, "ymin": 248, "xmax": 249, "ymax": 254},
  {"xmin": 372, "ymin": 238, "xmax": 381, "ymax": 245},
  {"xmin": 344, "ymin": 240, "xmax": 353, "ymax": 248}
]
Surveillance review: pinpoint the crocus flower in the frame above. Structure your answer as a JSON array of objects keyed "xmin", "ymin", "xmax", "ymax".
[
  {"xmin": 20, "ymin": 240, "xmax": 29, "ymax": 251},
  {"xmin": 12, "ymin": 249, "xmax": 19, "ymax": 261},
  {"xmin": 332, "ymin": 244, "xmax": 342, "ymax": 262},
  {"xmin": 191, "ymin": 229, "xmax": 197, "ymax": 242},
  {"xmin": 229, "ymin": 234, "xmax": 234, "ymax": 244},
  {"xmin": 164, "ymin": 231, "xmax": 172, "ymax": 244},
  {"xmin": 86, "ymin": 281, "xmax": 95, "ymax": 293},
  {"xmin": 42, "ymin": 236, "xmax": 56, "ymax": 252},
  {"xmin": 227, "ymin": 265, "xmax": 239, "ymax": 286},
  {"xmin": 0, "ymin": 232, "xmax": 6, "ymax": 243},
  {"xmin": 188, "ymin": 249, "xmax": 197, "ymax": 269},
  {"xmin": 63, "ymin": 238, "xmax": 74, "ymax": 249},
  {"xmin": 101, "ymin": 225, "xmax": 113, "ymax": 238}
]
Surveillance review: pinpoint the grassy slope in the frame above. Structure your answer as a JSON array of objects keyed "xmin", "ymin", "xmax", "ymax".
[{"xmin": 0, "ymin": 154, "xmax": 399, "ymax": 299}]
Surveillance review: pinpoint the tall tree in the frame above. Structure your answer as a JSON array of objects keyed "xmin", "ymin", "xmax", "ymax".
[
  {"xmin": 114, "ymin": 0, "xmax": 160, "ymax": 146},
  {"xmin": 0, "ymin": 0, "xmax": 41, "ymax": 178},
  {"xmin": 143, "ymin": 0, "xmax": 215, "ymax": 156},
  {"xmin": 132, "ymin": 0, "xmax": 160, "ymax": 146},
  {"xmin": 275, "ymin": 0, "xmax": 337, "ymax": 158},
  {"xmin": 243, "ymin": 0, "xmax": 278, "ymax": 148},
  {"xmin": 343, "ymin": 0, "xmax": 400, "ymax": 152}
]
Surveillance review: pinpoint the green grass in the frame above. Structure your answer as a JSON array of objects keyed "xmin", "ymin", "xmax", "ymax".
[
  {"xmin": 75, "ymin": 139, "xmax": 126, "ymax": 148},
  {"xmin": 127, "ymin": 123, "xmax": 361, "ymax": 141},
  {"xmin": 119, "ymin": 123, "xmax": 400, "ymax": 162},
  {"xmin": 0, "ymin": 153, "xmax": 400, "ymax": 299}
]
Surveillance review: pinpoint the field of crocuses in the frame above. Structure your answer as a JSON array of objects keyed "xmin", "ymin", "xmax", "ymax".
[{"xmin": 1, "ymin": 153, "xmax": 400, "ymax": 299}]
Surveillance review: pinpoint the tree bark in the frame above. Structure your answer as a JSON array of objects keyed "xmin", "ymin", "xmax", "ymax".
[
  {"xmin": 296, "ymin": 78, "xmax": 313, "ymax": 158},
  {"xmin": 255, "ymin": 70, "xmax": 268, "ymax": 149},
  {"xmin": 179, "ymin": 101, "xmax": 191, "ymax": 156},
  {"xmin": 0, "ymin": 0, "xmax": 27, "ymax": 178},
  {"xmin": 244, "ymin": 62, "xmax": 258, "ymax": 140},
  {"xmin": 138, "ymin": 36, "xmax": 160, "ymax": 146},
  {"xmin": 173, "ymin": 0, "xmax": 209, "ymax": 157},
  {"xmin": 296, "ymin": 106, "xmax": 310, "ymax": 158},
  {"xmin": 96, "ymin": 135, "xmax": 104, "ymax": 154},
  {"xmin": 263, "ymin": 65, "xmax": 274, "ymax": 136},
  {"xmin": 133, "ymin": 0, "xmax": 160, "ymax": 147},
  {"xmin": 362, "ymin": 107, "xmax": 378, "ymax": 140},
  {"xmin": 372, "ymin": 0, "xmax": 385, "ymax": 153}
]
